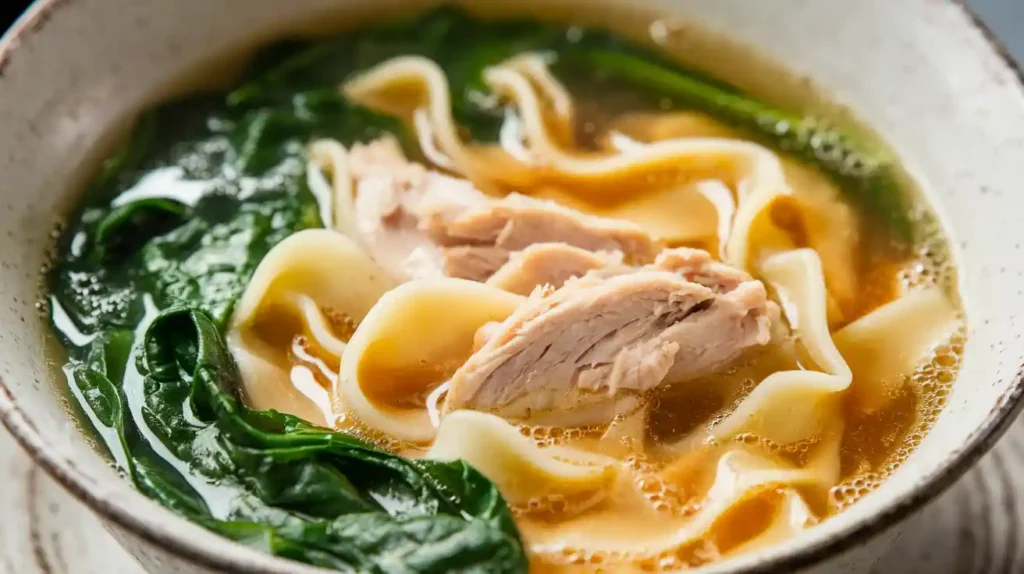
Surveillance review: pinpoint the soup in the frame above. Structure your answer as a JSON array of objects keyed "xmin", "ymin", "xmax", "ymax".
[{"xmin": 46, "ymin": 5, "xmax": 963, "ymax": 572}]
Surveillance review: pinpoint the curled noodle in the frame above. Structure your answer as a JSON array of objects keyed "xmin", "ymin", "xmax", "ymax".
[
  {"xmin": 343, "ymin": 55, "xmax": 526, "ymax": 186},
  {"xmin": 684, "ymin": 249, "xmax": 959, "ymax": 447},
  {"xmin": 724, "ymin": 489, "xmax": 817, "ymax": 557},
  {"xmin": 428, "ymin": 410, "xmax": 619, "ymax": 505},
  {"xmin": 700, "ymin": 248, "xmax": 853, "ymax": 446},
  {"xmin": 834, "ymin": 285, "xmax": 960, "ymax": 411},
  {"xmin": 343, "ymin": 54, "xmax": 792, "ymax": 270},
  {"xmin": 336, "ymin": 278, "xmax": 523, "ymax": 443},
  {"xmin": 526, "ymin": 428, "xmax": 840, "ymax": 561},
  {"xmin": 307, "ymin": 139, "xmax": 361, "ymax": 241},
  {"xmin": 228, "ymin": 229, "xmax": 395, "ymax": 426}
]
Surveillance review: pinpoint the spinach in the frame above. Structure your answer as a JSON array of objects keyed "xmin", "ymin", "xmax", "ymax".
[
  {"xmin": 93, "ymin": 198, "xmax": 188, "ymax": 257},
  {"xmin": 138, "ymin": 193, "xmax": 319, "ymax": 327},
  {"xmin": 50, "ymin": 82, "xmax": 404, "ymax": 334},
  {"xmin": 72, "ymin": 309, "xmax": 525, "ymax": 573}
]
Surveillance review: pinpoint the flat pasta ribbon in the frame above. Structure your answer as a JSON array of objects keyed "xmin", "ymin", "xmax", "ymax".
[
  {"xmin": 525, "ymin": 427, "xmax": 840, "ymax": 562},
  {"xmin": 343, "ymin": 54, "xmax": 792, "ymax": 271},
  {"xmin": 692, "ymin": 249, "xmax": 960, "ymax": 447},
  {"xmin": 428, "ymin": 410, "xmax": 619, "ymax": 506},
  {"xmin": 306, "ymin": 139, "xmax": 362, "ymax": 242},
  {"xmin": 228, "ymin": 229, "xmax": 395, "ymax": 426},
  {"xmin": 336, "ymin": 278, "xmax": 523, "ymax": 443},
  {"xmin": 834, "ymin": 285, "xmax": 961, "ymax": 411},
  {"xmin": 699, "ymin": 248, "xmax": 852, "ymax": 445}
]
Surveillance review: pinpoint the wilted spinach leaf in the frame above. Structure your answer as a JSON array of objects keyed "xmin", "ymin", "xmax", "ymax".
[{"xmin": 72, "ymin": 309, "xmax": 525, "ymax": 572}]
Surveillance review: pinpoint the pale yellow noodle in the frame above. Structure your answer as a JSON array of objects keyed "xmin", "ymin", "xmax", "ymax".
[
  {"xmin": 428, "ymin": 410, "xmax": 619, "ymax": 505},
  {"xmin": 344, "ymin": 54, "xmax": 791, "ymax": 270},
  {"xmin": 834, "ymin": 286, "xmax": 960, "ymax": 411},
  {"xmin": 524, "ymin": 427, "xmax": 840, "ymax": 560},
  {"xmin": 336, "ymin": 278, "xmax": 523, "ymax": 443},
  {"xmin": 307, "ymin": 139, "xmax": 361, "ymax": 242},
  {"xmin": 227, "ymin": 229, "xmax": 395, "ymax": 426}
]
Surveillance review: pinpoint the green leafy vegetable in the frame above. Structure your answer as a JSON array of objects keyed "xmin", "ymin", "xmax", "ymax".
[
  {"xmin": 51, "ymin": 80, "xmax": 405, "ymax": 333},
  {"xmin": 94, "ymin": 198, "xmax": 188, "ymax": 256},
  {"xmin": 72, "ymin": 309, "xmax": 525, "ymax": 572}
]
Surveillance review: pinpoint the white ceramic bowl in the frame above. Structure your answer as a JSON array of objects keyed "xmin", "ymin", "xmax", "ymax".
[{"xmin": 2, "ymin": 1, "xmax": 1024, "ymax": 572}]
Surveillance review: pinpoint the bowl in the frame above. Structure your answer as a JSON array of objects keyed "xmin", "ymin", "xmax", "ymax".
[{"xmin": 2, "ymin": 1, "xmax": 1024, "ymax": 572}]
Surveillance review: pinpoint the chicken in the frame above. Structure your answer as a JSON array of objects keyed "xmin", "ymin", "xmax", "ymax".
[
  {"xmin": 445, "ymin": 253, "xmax": 772, "ymax": 426},
  {"xmin": 486, "ymin": 243, "xmax": 623, "ymax": 296},
  {"xmin": 351, "ymin": 138, "xmax": 656, "ymax": 283}
]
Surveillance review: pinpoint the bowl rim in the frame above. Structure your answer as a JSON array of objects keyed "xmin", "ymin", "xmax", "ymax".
[{"xmin": 2, "ymin": 0, "xmax": 1024, "ymax": 572}]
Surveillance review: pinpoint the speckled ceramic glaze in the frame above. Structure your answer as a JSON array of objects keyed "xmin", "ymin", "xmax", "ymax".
[{"xmin": 1, "ymin": 1, "xmax": 1023, "ymax": 573}]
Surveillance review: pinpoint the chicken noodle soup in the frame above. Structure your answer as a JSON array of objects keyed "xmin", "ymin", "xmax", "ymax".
[{"xmin": 47, "ymin": 6, "xmax": 963, "ymax": 572}]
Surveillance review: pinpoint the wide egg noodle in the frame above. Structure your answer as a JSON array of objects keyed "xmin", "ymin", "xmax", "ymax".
[
  {"xmin": 228, "ymin": 229, "xmax": 395, "ymax": 426},
  {"xmin": 686, "ymin": 249, "xmax": 959, "ymax": 448},
  {"xmin": 343, "ymin": 55, "xmax": 792, "ymax": 271},
  {"xmin": 613, "ymin": 110, "xmax": 862, "ymax": 315},
  {"xmin": 427, "ymin": 410, "xmax": 618, "ymax": 506},
  {"xmin": 336, "ymin": 278, "xmax": 524, "ymax": 444},
  {"xmin": 342, "ymin": 55, "xmax": 531, "ymax": 189},
  {"xmin": 695, "ymin": 248, "xmax": 851, "ymax": 446},
  {"xmin": 833, "ymin": 286, "xmax": 961, "ymax": 412},
  {"xmin": 723, "ymin": 488, "xmax": 817, "ymax": 558},
  {"xmin": 307, "ymin": 139, "xmax": 363, "ymax": 243},
  {"xmin": 779, "ymin": 159, "xmax": 861, "ymax": 316},
  {"xmin": 525, "ymin": 427, "xmax": 840, "ymax": 562}
]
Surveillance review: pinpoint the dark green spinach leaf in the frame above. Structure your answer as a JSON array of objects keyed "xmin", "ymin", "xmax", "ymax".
[{"xmin": 73, "ymin": 309, "xmax": 525, "ymax": 573}]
